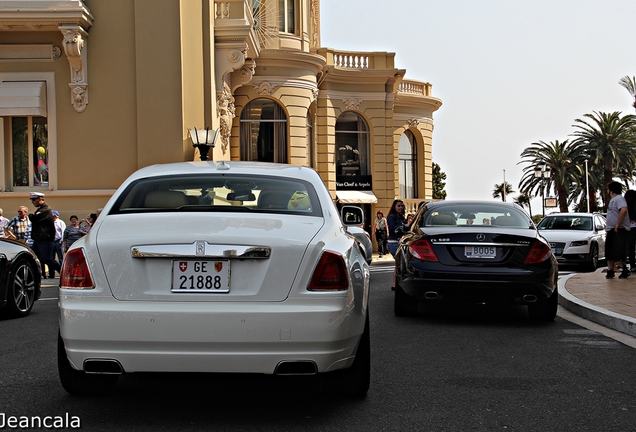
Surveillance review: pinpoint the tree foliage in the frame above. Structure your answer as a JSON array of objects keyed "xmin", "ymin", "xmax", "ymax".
[
  {"xmin": 492, "ymin": 182, "xmax": 514, "ymax": 202},
  {"xmin": 513, "ymin": 192, "xmax": 533, "ymax": 216},
  {"xmin": 571, "ymin": 111, "xmax": 636, "ymax": 209},
  {"xmin": 619, "ymin": 75, "xmax": 636, "ymax": 111},
  {"xmin": 432, "ymin": 162, "xmax": 447, "ymax": 200},
  {"xmin": 518, "ymin": 140, "xmax": 585, "ymax": 212},
  {"xmin": 516, "ymin": 77, "xmax": 636, "ymax": 214}
]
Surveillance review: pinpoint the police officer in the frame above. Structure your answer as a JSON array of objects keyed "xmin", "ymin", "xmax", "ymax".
[{"xmin": 29, "ymin": 192, "xmax": 61, "ymax": 278}]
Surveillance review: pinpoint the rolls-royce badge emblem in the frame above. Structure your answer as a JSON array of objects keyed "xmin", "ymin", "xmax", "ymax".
[
  {"xmin": 476, "ymin": 234, "xmax": 486, "ymax": 241},
  {"xmin": 196, "ymin": 241, "xmax": 205, "ymax": 256}
]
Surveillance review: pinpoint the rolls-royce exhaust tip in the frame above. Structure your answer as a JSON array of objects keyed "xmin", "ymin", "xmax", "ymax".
[
  {"xmin": 274, "ymin": 360, "xmax": 318, "ymax": 375},
  {"xmin": 83, "ymin": 359, "xmax": 124, "ymax": 374}
]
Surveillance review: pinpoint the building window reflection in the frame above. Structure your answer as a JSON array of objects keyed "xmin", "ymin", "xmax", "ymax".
[
  {"xmin": 279, "ymin": 0, "xmax": 296, "ymax": 34},
  {"xmin": 240, "ymin": 98, "xmax": 288, "ymax": 163},
  {"xmin": 399, "ymin": 130, "xmax": 417, "ymax": 198},
  {"xmin": 335, "ymin": 112, "xmax": 369, "ymax": 177},
  {"xmin": 11, "ymin": 116, "xmax": 49, "ymax": 188}
]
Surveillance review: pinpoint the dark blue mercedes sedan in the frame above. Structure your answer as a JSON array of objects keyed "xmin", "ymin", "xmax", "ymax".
[{"xmin": 394, "ymin": 201, "xmax": 558, "ymax": 321}]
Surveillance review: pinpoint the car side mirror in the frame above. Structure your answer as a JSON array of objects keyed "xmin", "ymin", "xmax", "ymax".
[{"xmin": 341, "ymin": 205, "xmax": 364, "ymax": 226}]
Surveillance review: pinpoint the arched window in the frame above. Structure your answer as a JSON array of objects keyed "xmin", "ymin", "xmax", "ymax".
[
  {"xmin": 335, "ymin": 112, "xmax": 369, "ymax": 176},
  {"xmin": 399, "ymin": 130, "xmax": 418, "ymax": 198},
  {"xmin": 240, "ymin": 99, "xmax": 287, "ymax": 163}
]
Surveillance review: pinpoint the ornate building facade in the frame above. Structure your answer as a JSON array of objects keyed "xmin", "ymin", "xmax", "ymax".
[{"xmin": 0, "ymin": 0, "xmax": 441, "ymax": 242}]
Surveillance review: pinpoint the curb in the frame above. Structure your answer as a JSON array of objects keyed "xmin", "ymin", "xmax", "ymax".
[{"xmin": 559, "ymin": 273, "xmax": 636, "ymax": 338}]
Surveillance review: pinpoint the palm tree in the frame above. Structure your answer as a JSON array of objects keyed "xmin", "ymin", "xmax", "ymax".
[
  {"xmin": 619, "ymin": 75, "xmax": 636, "ymax": 112},
  {"xmin": 492, "ymin": 182, "xmax": 514, "ymax": 202},
  {"xmin": 514, "ymin": 192, "xmax": 533, "ymax": 216},
  {"xmin": 571, "ymin": 111, "xmax": 636, "ymax": 209},
  {"xmin": 568, "ymin": 157, "xmax": 603, "ymax": 212},
  {"xmin": 518, "ymin": 140, "xmax": 585, "ymax": 212}
]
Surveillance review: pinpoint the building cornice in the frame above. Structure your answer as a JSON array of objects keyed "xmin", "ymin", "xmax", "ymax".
[
  {"xmin": 0, "ymin": 0, "xmax": 93, "ymax": 31},
  {"xmin": 255, "ymin": 49, "xmax": 327, "ymax": 74},
  {"xmin": 0, "ymin": 1, "xmax": 93, "ymax": 113}
]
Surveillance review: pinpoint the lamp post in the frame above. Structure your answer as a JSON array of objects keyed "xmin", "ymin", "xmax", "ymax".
[
  {"xmin": 502, "ymin": 169, "xmax": 506, "ymax": 202},
  {"xmin": 534, "ymin": 163, "xmax": 551, "ymax": 216},
  {"xmin": 189, "ymin": 127, "xmax": 218, "ymax": 161},
  {"xmin": 585, "ymin": 159, "xmax": 590, "ymax": 213}
]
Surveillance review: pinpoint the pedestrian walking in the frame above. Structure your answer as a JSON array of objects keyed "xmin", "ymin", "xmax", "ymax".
[
  {"xmin": 373, "ymin": 210, "xmax": 389, "ymax": 257},
  {"xmin": 53, "ymin": 210, "xmax": 66, "ymax": 269},
  {"xmin": 605, "ymin": 182, "xmax": 630, "ymax": 279},
  {"xmin": 387, "ymin": 199, "xmax": 410, "ymax": 291}
]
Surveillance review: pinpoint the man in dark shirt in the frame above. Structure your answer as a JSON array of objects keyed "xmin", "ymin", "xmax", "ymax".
[{"xmin": 29, "ymin": 192, "xmax": 61, "ymax": 278}]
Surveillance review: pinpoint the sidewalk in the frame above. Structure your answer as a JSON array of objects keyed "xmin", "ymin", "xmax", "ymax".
[
  {"xmin": 559, "ymin": 269, "xmax": 636, "ymax": 338},
  {"xmin": 371, "ymin": 253, "xmax": 636, "ymax": 338}
]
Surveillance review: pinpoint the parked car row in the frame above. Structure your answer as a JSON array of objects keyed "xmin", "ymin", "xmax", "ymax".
[{"xmin": 9, "ymin": 161, "xmax": 606, "ymax": 398}]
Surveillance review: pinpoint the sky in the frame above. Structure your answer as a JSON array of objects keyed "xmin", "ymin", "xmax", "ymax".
[{"xmin": 320, "ymin": 0, "xmax": 636, "ymax": 213}]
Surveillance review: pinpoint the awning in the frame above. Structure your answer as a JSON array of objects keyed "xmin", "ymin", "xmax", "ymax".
[
  {"xmin": 336, "ymin": 190, "xmax": 378, "ymax": 204},
  {"xmin": 0, "ymin": 81, "xmax": 47, "ymax": 117}
]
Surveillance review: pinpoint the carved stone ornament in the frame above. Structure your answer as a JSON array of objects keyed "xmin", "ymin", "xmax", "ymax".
[
  {"xmin": 230, "ymin": 59, "xmax": 256, "ymax": 93},
  {"xmin": 217, "ymin": 82, "xmax": 236, "ymax": 155},
  {"xmin": 407, "ymin": 118, "xmax": 420, "ymax": 128},
  {"xmin": 343, "ymin": 98, "xmax": 362, "ymax": 111},
  {"xmin": 59, "ymin": 25, "xmax": 89, "ymax": 112},
  {"xmin": 253, "ymin": 82, "xmax": 279, "ymax": 96},
  {"xmin": 312, "ymin": 88, "xmax": 319, "ymax": 102},
  {"xmin": 311, "ymin": 0, "xmax": 321, "ymax": 49},
  {"xmin": 214, "ymin": 42, "xmax": 248, "ymax": 98},
  {"xmin": 71, "ymin": 85, "xmax": 88, "ymax": 113}
]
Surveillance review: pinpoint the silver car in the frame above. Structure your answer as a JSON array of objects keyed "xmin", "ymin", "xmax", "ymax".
[{"xmin": 536, "ymin": 213, "xmax": 606, "ymax": 270}]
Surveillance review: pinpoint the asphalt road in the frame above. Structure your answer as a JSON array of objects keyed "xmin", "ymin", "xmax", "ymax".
[{"xmin": 1, "ymin": 267, "xmax": 635, "ymax": 431}]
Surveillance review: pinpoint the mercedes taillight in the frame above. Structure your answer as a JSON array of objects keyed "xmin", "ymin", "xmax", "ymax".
[
  {"xmin": 523, "ymin": 242, "xmax": 552, "ymax": 264},
  {"xmin": 408, "ymin": 239, "xmax": 439, "ymax": 262}
]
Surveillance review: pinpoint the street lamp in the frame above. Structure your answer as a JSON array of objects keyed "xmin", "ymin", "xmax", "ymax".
[
  {"xmin": 189, "ymin": 127, "xmax": 218, "ymax": 161},
  {"xmin": 534, "ymin": 163, "xmax": 551, "ymax": 216}
]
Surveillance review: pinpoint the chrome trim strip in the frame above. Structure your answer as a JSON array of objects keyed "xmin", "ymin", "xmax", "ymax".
[
  {"xmin": 430, "ymin": 242, "xmax": 527, "ymax": 247},
  {"xmin": 131, "ymin": 242, "xmax": 271, "ymax": 259}
]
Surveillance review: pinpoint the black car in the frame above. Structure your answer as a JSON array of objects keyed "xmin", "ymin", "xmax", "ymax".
[
  {"xmin": 394, "ymin": 201, "xmax": 558, "ymax": 321},
  {"xmin": 0, "ymin": 238, "xmax": 42, "ymax": 318}
]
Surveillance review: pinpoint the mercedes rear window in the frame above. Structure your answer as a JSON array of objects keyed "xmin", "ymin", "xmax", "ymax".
[{"xmin": 421, "ymin": 204, "xmax": 532, "ymax": 228}]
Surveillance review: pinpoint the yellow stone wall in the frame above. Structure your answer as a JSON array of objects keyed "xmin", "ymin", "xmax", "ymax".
[{"xmin": 0, "ymin": 0, "xmax": 442, "ymax": 239}]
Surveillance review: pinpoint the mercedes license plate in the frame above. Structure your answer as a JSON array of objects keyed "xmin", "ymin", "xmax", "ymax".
[
  {"xmin": 465, "ymin": 246, "xmax": 496, "ymax": 259},
  {"xmin": 172, "ymin": 260, "xmax": 230, "ymax": 293}
]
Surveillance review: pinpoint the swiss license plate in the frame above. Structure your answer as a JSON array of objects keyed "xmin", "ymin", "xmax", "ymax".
[
  {"xmin": 172, "ymin": 260, "xmax": 230, "ymax": 293},
  {"xmin": 465, "ymin": 246, "xmax": 496, "ymax": 259}
]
